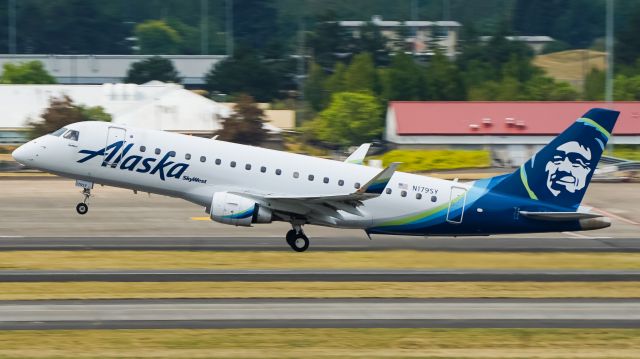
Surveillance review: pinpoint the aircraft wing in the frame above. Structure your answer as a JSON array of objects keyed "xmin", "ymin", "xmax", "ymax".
[
  {"xmin": 230, "ymin": 162, "xmax": 400, "ymax": 223},
  {"xmin": 344, "ymin": 143, "xmax": 371, "ymax": 165}
]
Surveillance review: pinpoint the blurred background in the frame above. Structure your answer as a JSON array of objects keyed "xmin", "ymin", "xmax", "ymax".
[{"xmin": 1, "ymin": 1, "xmax": 640, "ymax": 358}]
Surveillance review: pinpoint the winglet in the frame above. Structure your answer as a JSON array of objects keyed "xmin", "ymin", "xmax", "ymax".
[
  {"xmin": 344, "ymin": 143, "xmax": 371, "ymax": 165},
  {"xmin": 356, "ymin": 162, "xmax": 400, "ymax": 195}
]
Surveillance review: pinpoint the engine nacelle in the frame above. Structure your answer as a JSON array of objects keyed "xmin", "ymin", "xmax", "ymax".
[{"xmin": 210, "ymin": 192, "xmax": 272, "ymax": 227}]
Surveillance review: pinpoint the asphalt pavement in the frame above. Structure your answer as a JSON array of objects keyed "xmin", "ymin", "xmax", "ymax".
[
  {"xmin": 1, "ymin": 236, "xmax": 639, "ymax": 251},
  {"xmin": 0, "ymin": 298, "xmax": 637, "ymax": 329}
]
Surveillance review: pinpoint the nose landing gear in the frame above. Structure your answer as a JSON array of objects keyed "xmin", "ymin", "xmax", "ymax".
[
  {"xmin": 75, "ymin": 182, "xmax": 93, "ymax": 215},
  {"xmin": 286, "ymin": 224, "xmax": 309, "ymax": 252}
]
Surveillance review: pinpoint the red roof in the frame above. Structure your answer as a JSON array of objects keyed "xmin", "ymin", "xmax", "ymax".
[{"xmin": 390, "ymin": 102, "xmax": 640, "ymax": 135}]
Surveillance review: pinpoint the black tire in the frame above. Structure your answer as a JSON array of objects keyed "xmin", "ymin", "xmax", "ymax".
[
  {"xmin": 290, "ymin": 234, "xmax": 309, "ymax": 252},
  {"xmin": 76, "ymin": 203, "xmax": 88, "ymax": 215},
  {"xmin": 285, "ymin": 229, "xmax": 297, "ymax": 246}
]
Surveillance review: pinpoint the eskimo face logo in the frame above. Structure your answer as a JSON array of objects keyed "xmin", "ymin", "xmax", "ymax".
[
  {"xmin": 544, "ymin": 141, "xmax": 592, "ymax": 196},
  {"xmin": 77, "ymin": 141, "xmax": 189, "ymax": 181}
]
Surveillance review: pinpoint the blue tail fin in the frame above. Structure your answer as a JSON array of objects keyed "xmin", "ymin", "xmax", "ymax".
[{"xmin": 491, "ymin": 108, "xmax": 619, "ymax": 210}]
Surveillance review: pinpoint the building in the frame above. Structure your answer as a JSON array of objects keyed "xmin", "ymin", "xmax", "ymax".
[
  {"xmin": 0, "ymin": 82, "xmax": 286, "ymax": 145},
  {"xmin": 385, "ymin": 101, "xmax": 640, "ymax": 166},
  {"xmin": 479, "ymin": 36, "xmax": 555, "ymax": 54},
  {"xmin": 339, "ymin": 15, "xmax": 461, "ymax": 57},
  {"xmin": 0, "ymin": 54, "xmax": 226, "ymax": 86}
]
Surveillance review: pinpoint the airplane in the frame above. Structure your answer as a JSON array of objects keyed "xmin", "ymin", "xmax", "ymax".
[{"xmin": 11, "ymin": 108, "xmax": 618, "ymax": 252}]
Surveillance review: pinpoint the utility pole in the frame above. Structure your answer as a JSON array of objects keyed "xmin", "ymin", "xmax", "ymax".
[
  {"xmin": 605, "ymin": 0, "xmax": 614, "ymax": 106},
  {"xmin": 200, "ymin": 0, "xmax": 209, "ymax": 55},
  {"xmin": 226, "ymin": 0, "xmax": 234, "ymax": 56},
  {"xmin": 8, "ymin": 0, "xmax": 16, "ymax": 54}
]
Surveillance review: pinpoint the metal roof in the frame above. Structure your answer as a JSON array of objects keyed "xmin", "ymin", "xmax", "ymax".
[{"xmin": 388, "ymin": 101, "xmax": 640, "ymax": 136}]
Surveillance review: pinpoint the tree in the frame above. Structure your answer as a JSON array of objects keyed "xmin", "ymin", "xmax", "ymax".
[
  {"xmin": 382, "ymin": 52, "xmax": 425, "ymax": 101},
  {"xmin": 304, "ymin": 62, "xmax": 329, "ymax": 112},
  {"xmin": 427, "ymin": 51, "xmax": 466, "ymax": 100},
  {"xmin": 14, "ymin": 0, "xmax": 129, "ymax": 54},
  {"xmin": 232, "ymin": 0, "xmax": 279, "ymax": 51},
  {"xmin": 355, "ymin": 22, "xmax": 390, "ymax": 66},
  {"xmin": 344, "ymin": 52, "xmax": 379, "ymax": 94},
  {"xmin": 0, "ymin": 61, "xmax": 56, "ymax": 84},
  {"xmin": 308, "ymin": 11, "xmax": 350, "ymax": 69},
  {"xmin": 215, "ymin": 94, "xmax": 268, "ymax": 145},
  {"xmin": 584, "ymin": 68, "xmax": 605, "ymax": 100},
  {"xmin": 124, "ymin": 56, "xmax": 181, "ymax": 84},
  {"xmin": 135, "ymin": 20, "xmax": 182, "ymax": 54},
  {"xmin": 205, "ymin": 48, "xmax": 284, "ymax": 102},
  {"xmin": 324, "ymin": 62, "xmax": 348, "ymax": 95},
  {"xmin": 307, "ymin": 92, "xmax": 383, "ymax": 147},
  {"xmin": 616, "ymin": 6, "xmax": 640, "ymax": 66},
  {"xmin": 28, "ymin": 96, "xmax": 111, "ymax": 139}
]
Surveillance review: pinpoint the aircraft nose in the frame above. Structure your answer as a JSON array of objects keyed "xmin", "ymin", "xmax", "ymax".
[{"xmin": 11, "ymin": 142, "xmax": 32, "ymax": 164}]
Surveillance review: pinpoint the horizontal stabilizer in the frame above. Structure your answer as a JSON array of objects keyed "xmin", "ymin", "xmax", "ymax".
[{"xmin": 519, "ymin": 211, "xmax": 603, "ymax": 222}]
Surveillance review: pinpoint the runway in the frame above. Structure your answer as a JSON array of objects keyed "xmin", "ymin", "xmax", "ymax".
[
  {"xmin": 1, "ymin": 236, "xmax": 640, "ymax": 251},
  {"xmin": 2, "ymin": 269, "xmax": 640, "ymax": 282},
  {"xmin": 0, "ymin": 298, "xmax": 638, "ymax": 329}
]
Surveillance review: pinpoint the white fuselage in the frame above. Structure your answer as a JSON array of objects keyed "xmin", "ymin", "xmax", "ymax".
[{"xmin": 13, "ymin": 121, "xmax": 466, "ymax": 229}]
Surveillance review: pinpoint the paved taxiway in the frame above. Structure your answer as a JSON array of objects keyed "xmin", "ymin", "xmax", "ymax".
[
  {"xmin": 1, "ymin": 180, "xmax": 638, "ymax": 238},
  {"xmin": 0, "ymin": 298, "xmax": 638, "ymax": 329},
  {"xmin": 1, "ymin": 236, "xmax": 639, "ymax": 251},
  {"xmin": 2, "ymin": 269, "xmax": 639, "ymax": 282}
]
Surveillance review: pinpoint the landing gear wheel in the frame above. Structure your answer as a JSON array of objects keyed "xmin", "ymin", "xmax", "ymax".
[
  {"xmin": 285, "ymin": 229, "xmax": 297, "ymax": 246},
  {"xmin": 290, "ymin": 234, "xmax": 309, "ymax": 252},
  {"xmin": 76, "ymin": 202, "xmax": 88, "ymax": 215}
]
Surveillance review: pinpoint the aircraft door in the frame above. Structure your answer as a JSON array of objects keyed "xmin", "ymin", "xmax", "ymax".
[
  {"xmin": 104, "ymin": 126, "xmax": 127, "ymax": 166},
  {"xmin": 446, "ymin": 186, "xmax": 467, "ymax": 224}
]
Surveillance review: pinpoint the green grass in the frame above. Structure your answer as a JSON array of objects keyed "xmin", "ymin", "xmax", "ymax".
[
  {"xmin": 612, "ymin": 146, "xmax": 640, "ymax": 161},
  {"xmin": 371, "ymin": 149, "xmax": 491, "ymax": 173},
  {"xmin": 0, "ymin": 329, "xmax": 638, "ymax": 358}
]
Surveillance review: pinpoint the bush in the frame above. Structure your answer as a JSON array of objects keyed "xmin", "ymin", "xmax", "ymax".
[{"xmin": 372, "ymin": 149, "xmax": 491, "ymax": 172}]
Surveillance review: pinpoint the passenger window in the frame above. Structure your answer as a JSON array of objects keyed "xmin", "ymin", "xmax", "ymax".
[
  {"xmin": 276, "ymin": 169, "xmax": 282, "ymax": 175},
  {"xmin": 338, "ymin": 180, "xmax": 344, "ymax": 186},
  {"xmin": 185, "ymin": 153, "xmax": 191, "ymax": 160},
  {"xmin": 63, "ymin": 130, "xmax": 79, "ymax": 141},
  {"xmin": 260, "ymin": 166, "xmax": 266, "ymax": 173},
  {"xmin": 401, "ymin": 190, "xmax": 407, "ymax": 197},
  {"xmin": 200, "ymin": 156, "xmax": 206, "ymax": 163},
  {"xmin": 167, "ymin": 151, "xmax": 176, "ymax": 157},
  {"xmin": 416, "ymin": 193, "xmax": 422, "ymax": 200},
  {"xmin": 245, "ymin": 164, "xmax": 251, "ymax": 170},
  {"xmin": 140, "ymin": 146, "xmax": 146, "ymax": 152},
  {"xmin": 431, "ymin": 195, "xmax": 437, "ymax": 202},
  {"xmin": 308, "ymin": 174, "xmax": 314, "ymax": 181},
  {"xmin": 155, "ymin": 148, "xmax": 161, "ymax": 155},
  {"xmin": 293, "ymin": 172, "xmax": 299, "ymax": 179},
  {"xmin": 385, "ymin": 188, "xmax": 392, "ymax": 194},
  {"xmin": 50, "ymin": 128, "xmax": 67, "ymax": 137},
  {"xmin": 230, "ymin": 161, "xmax": 236, "ymax": 168},
  {"xmin": 323, "ymin": 177, "xmax": 329, "ymax": 184},
  {"xmin": 215, "ymin": 159, "xmax": 221, "ymax": 165},
  {"xmin": 354, "ymin": 182, "xmax": 361, "ymax": 189}
]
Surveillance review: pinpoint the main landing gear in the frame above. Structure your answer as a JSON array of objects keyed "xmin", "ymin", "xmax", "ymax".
[
  {"xmin": 76, "ymin": 187, "xmax": 91, "ymax": 215},
  {"xmin": 286, "ymin": 224, "xmax": 309, "ymax": 252}
]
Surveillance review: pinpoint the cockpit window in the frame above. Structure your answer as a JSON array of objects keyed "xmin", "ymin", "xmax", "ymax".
[
  {"xmin": 63, "ymin": 130, "xmax": 79, "ymax": 141},
  {"xmin": 50, "ymin": 128, "xmax": 68, "ymax": 137}
]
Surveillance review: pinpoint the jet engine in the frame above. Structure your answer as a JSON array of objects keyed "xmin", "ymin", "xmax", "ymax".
[{"xmin": 210, "ymin": 192, "xmax": 272, "ymax": 226}]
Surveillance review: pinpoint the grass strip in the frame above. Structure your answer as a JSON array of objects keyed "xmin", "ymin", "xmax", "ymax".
[
  {"xmin": 0, "ymin": 329, "xmax": 638, "ymax": 358},
  {"xmin": 0, "ymin": 250, "xmax": 639, "ymax": 270},
  {"xmin": 0, "ymin": 281, "xmax": 639, "ymax": 300}
]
